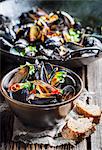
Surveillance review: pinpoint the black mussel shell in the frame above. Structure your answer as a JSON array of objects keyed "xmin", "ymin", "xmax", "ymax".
[
  {"xmin": 27, "ymin": 93, "xmax": 62, "ymax": 105},
  {"xmin": 8, "ymin": 66, "xmax": 29, "ymax": 87},
  {"xmin": 9, "ymin": 89, "xmax": 29, "ymax": 104},
  {"xmin": 44, "ymin": 37, "xmax": 62, "ymax": 49},
  {"xmin": 62, "ymin": 85, "xmax": 76, "ymax": 100},
  {"xmin": 65, "ymin": 42, "xmax": 82, "ymax": 50},
  {"xmin": 0, "ymin": 37, "xmax": 13, "ymax": 50},
  {"xmin": 74, "ymin": 22, "xmax": 82, "ymax": 30},
  {"xmin": 85, "ymin": 26, "xmax": 94, "ymax": 34},
  {"xmin": 28, "ymin": 97, "xmax": 58, "ymax": 105},
  {"xmin": 48, "ymin": 66, "xmax": 59, "ymax": 82},
  {"xmin": 19, "ymin": 12, "xmax": 34, "ymax": 24},
  {"xmin": 34, "ymin": 61, "xmax": 41, "ymax": 80},
  {"xmin": 40, "ymin": 62, "xmax": 49, "ymax": 83},
  {"xmin": 84, "ymin": 36, "xmax": 102, "ymax": 49},
  {"xmin": 0, "ymin": 15, "xmax": 10, "ymax": 27},
  {"xmin": 15, "ymin": 27, "xmax": 29, "ymax": 41},
  {"xmin": 44, "ymin": 63, "xmax": 53, "ymax": 75},
  {"xmin": 58, "ymin": 68, "xmax": 77, "ymax": 86},
  {"xmin": 39, "ymin": 45, "xmax": 54, "ymax": 58}
]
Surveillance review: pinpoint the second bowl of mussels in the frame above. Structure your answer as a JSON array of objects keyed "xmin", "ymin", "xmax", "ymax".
[
  {"xmin": 0, "ymin": 8, "xmax": 102, "ymax": 67},
  {"xmin": 1, "ymin": 61, "xmax": 83, "ymax": 129}
]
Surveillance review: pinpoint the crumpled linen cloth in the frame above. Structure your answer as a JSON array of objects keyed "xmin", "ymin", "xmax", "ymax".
[{"xmin": 12, "ymin": 89, "xmax": 94, "ymax": 146}]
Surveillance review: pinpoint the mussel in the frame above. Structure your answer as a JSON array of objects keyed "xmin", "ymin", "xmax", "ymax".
[
  {"xmin": 1, "ymin": 8, "xmax": 102, "ymax": 60},
  {"xmin": 0, "ymin": 15, "xmax": 11, "ymax": 29},
  {"xmin": 7, "ymin": 61, "xmax": 78, "ymax": 105},
  {"xmin": 62, "ymin": 85, "xmax": 76, "ymax": 100},
  {"xmin": 8, "ymin": 66, "xmax": 29, "ymax": 88},
  {"xmin": 84, "ymin": 36, "xmax": 102, "ymax": 49}
]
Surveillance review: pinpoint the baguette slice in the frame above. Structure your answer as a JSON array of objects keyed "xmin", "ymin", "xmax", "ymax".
[
  {"xmin": 75, "ymin": 101, "xmax": 101, "ymax": 124},
  {"xmin": 61, "ymin": 117, "xmax": 96, "ymax": 141}
]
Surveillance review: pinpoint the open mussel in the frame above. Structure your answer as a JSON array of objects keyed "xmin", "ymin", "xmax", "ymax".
[
  {"xmin": 9, "ymin": 79, "xmax": 62, "ymax": 104},
  {"xmin": 7, "ymin": 61, "xmax": 79, "ymax": 105},
  {"xmin": 49, "ymin": 68, "xmax": 77, "ymax": 90},
  {"xmin": 83, "ymin": 36, "xmax": 102, "ymax": 49},
  {"xmin": 0, "ymin": 37, "xmax": 13, "ymax": 51},
  {"xmin": 54, "ymin": 11, "xmax": 75, "ymax": 30},
  {"xmin": 60, "ymin": 11, "xmax": 75, "ymax": 26},
  {"xmin": 44, "ymin": 63, "xmax": 53, "ymax": 75},
  {"xmin": 49, "ymin": 69, "xmax": 66, "ymax": 87},
  {"xmin": 39, "ymin": 45, "xmax": 54, "ymax": 58},
  {"xmin": 10, "ymin": 38, "xmax": 38, "ymax": 57},
  {"xmin": 62, "ymin": 85, "xmax": 76, "ymax": 100},
  {"xmin": 10, "ymin": 38, "xmax": 28, "ymax": 56},
  {"xmin": 0, "ymin": 15, "xmax": 11, "ymax": 30},
  {"xmin": 9, "ymin": 89, "xmax": 29, "ymax": 104},
  {"xmin": 40, "ymin": 62, "xmax": 49, "ymax": 83},
  {"xmin": 39, "ymin": 41, "xmax": 84, "ymax": 60},
  {"xmin": 19, "ymin": 12, "xmax": 35, "ymax": 25},
  {"xmin": 19, "ymin": 8, "xmax": 48, "ymax": 25},
  {"xmin": 0, "ymin": 24, "xmax": 15, "ymax": 46},
  {"xmin": 28, "ymin": 96, "xmax": 58, "ymax": 105},
  {"xmin": 70, "ymin": 36, "xmax": 102, "ymax": 58},
  {"xmin": 15, "ymin": 39, "xmax": 29, "ymax": 47},
  {"xmin": 15, "ymin": 26, "xmax": 30, "ymax": 41},
  {"xmin": 8, "ymin": 66, "xmax": 29, "ymax": 88},
  {"xmin": 44, "ymin": 36, "xmax": 62, "ymax": 48},
  {"xmin": 20, "ymin": 8, "xmax": 46, "ymax": 21}
]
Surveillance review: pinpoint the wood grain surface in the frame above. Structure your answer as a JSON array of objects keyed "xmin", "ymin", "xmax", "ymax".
[{"xmin": 87, "ymin": 58, "xmax": 102, "ymax": 150}]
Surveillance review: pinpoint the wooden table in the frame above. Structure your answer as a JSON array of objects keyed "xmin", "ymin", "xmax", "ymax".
[{"xmin": 0, "ymin": 58, "xmax": 102, "ymax": 150}]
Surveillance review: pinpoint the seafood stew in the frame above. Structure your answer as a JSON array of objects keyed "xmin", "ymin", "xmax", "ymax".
[
  {"xmin": 1, "ymin": 60, "xmax": 83, "ymax": 128},
  {"xmin": 0, "ymin": 8, "xmax": 102, "ymax": 62},
  {"xmin": 3, "ymin": 61, "xmax": 83, "ymax": 106}
]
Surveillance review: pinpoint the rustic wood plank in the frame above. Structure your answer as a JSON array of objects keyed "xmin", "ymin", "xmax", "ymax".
[
  {"xmin": 16, "ymin": 142, "xmax": 20, "ymax": 150},
  {"xmin": 41, "ymin": 145, "xmax": 45, "ymax": 150},
  {"xmin": 5, "ymin": 143, "xmax": 10, "ymax": 150},
  {"xmin": 73, "ymin": 140, "xmax": 87, "ymax": 150},
  {"xmin": 35, "ymin": 144, "xmax": 39, "ymax": 150},
  {"xmin": 47, "ymin": 145, "xmax": 55, "ymax": 150},
  {"xmin": 10, "ymin": 142, "xmax": 14, "ymax": 150},
  {"xmin": 12, "ymin": 143, "xmax": 17, "ymax": 150},
  {"xmin": 0, "ymin": 103, "xmax": 14, "ymax": 144},
  {"xmin": 26, "ymin": 144, "xmax": 31, "ymax": 150},
  {"xmin": 87, "ymin": 58, "xmax": 102, "ymax": 150},
  {"xmin": 0, "ymin": 143, "xmax": 5, "ymax": 150},
  {"xmin": 31, "ymin": 144, "xmax": 35, "ymax": 150}
]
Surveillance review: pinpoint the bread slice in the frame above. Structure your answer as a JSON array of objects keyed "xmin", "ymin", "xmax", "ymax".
[
  {"xmin": 75, "ymin": 101, "xmax": 101, "ymax": 124},
  {"xmin": 61, "ymin": 117, "xmax": 96, "ymax": 141}
]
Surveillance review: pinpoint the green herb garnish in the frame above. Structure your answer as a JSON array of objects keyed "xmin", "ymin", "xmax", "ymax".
[{"xmin": 27, "ymin": 46, "xmax": 38, "ymax": 53}]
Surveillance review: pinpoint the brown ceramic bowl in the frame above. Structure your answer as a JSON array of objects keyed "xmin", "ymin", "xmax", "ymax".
[{"xmin": 1, "ymin": 65, "xmax": 83, "ymax": 129}]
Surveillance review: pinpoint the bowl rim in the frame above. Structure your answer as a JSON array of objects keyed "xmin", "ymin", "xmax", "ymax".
[
  {"xmin": 1, "ymin": 65, "xmax": 83, "ymax": 108},
  {"xmin": 1, "ymin": 47, "xmax": 102, "ymax": 64}
]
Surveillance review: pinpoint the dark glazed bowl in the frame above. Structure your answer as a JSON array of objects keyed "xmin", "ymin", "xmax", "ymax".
[{"xmin": 1, "ymin": 66, "xmax": 83, "ymax": 129}]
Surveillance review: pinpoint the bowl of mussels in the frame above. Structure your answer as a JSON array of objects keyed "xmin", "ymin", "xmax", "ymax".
[
  {"xmin": 1, "ymin": 61, "xmax": 83, "ymax": 129},
  {"xmin": 0, "ymin": 8, "xmax": 102, "ymax": 67}
]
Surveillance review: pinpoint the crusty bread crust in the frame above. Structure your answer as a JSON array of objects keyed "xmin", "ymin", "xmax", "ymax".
[
  {"xmin": 61, "ymin": 118, "xmax": 96, "ymax": 141},
  {"xmin": 75, "ymin": 101, "xmax": 101, "ymax": 124}
]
